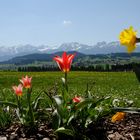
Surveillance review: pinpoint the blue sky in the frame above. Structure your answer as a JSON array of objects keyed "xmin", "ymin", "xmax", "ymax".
[{"xmin": 0, "ymin": 0, "xmax": 140, "ymax": 46}]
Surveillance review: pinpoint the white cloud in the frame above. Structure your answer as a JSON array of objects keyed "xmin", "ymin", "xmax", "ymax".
[{"xmin": 63, "ymin": 20, "xmax": 72, "ymax": 26}]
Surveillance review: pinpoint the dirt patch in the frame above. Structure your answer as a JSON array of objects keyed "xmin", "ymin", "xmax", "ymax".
[
  {"xmin": 103, "ymin": 113, "xmax": 140, "ymax": 140},
  {"xmin": 0, "ymin": 114, "xmax": 140, "ymax": 140}
]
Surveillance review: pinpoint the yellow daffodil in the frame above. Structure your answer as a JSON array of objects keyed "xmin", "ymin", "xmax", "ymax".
[
  {"xmin": 119, "ymin": 26, "xmax": 137, "ymax": 53},
  {"xmin": 111, "ymin": 112, "xmax": 125, "ymax": 123}
]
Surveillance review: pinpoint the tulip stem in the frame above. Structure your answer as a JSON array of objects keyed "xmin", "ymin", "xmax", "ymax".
[
  {"xmin": 65, "ymin": 72, "xmax": 68, "ymax": 92},
  {"xmin": 16, "ymin": 96, "xmax": 23, "ymax": 117},
  {"xmin": 27, "ymin": 88, "xmax": 35, "ymax": 125}
]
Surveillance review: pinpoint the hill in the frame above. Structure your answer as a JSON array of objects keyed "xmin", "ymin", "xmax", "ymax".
[{"xmin": 1, "ymin": 51, "xmax": 140, "ymax": 66}]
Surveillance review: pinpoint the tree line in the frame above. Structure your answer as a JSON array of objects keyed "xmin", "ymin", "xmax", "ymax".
[{"xmin": 17, "ymin": 63, "xmax": 140, "ymax": 72}]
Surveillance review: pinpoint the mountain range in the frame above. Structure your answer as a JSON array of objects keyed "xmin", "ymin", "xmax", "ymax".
[{"xmin": 0, "ymin": 41, "xmax": 139, "ymax": 62}]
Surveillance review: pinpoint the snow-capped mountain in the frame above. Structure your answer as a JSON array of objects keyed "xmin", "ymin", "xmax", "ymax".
[
  {"xmin": 0, "ymin": 41, "xmax": 138, "ymax": 61},
  {"xmin": 38, "ymin": 41, "xmax": 140, "ymax": 54}
]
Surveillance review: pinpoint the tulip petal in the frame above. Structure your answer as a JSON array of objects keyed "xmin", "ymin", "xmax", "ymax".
[
  {"xmin": 67, "ymin": 54, "xmax": 76, "ymax": 70},
  {"xmin": 53, "ymin": 56, "xmax": 64, "ymax": 71},
  {"xmin": 62, "ymin": 52, "xmax": 67, "ymax": 71}
]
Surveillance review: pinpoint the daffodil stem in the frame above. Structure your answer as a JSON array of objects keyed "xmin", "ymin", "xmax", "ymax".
[
  {"xmin": 27, "ymin": 88, "xmax": 35, "ymax": 125},
  {"xmin": 65, "ymin": 72, "xmax": 68, "ymax": 92},
  {"xmin": 136, "ymin": 38, "xmax": 140, "ymax": 43}
]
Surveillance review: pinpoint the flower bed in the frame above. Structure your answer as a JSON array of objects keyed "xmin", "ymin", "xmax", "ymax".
[{"xmin": 0, "ymin": 30, "xmax": 140, "ymax": 140}]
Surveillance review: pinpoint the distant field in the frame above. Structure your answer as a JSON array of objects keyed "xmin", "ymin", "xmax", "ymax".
[{"xmin": 0, "ymin": 71, "xmax": 140, "ymax": 106}]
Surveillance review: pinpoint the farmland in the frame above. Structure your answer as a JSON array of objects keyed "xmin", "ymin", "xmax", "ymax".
[{"xmin": 0, "ymin": 71, "xmax": 140, "ymax": 107}]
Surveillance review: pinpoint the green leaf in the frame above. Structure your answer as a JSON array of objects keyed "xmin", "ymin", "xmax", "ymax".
[
  {"xmin": 32, "ymin": 91, "xmax": 42, "ymax": 106},
  {"xmin": 75, "ymin": 99, "xmax": 94, "ymax": 110},
  {"xmin": 113, "ymin": 107, "xmax": 140, "ymax": 114},
  {"xmin": 75, "ymin": 98, "xmax": 105, "ymax": 110},
  {"xmin": 55, "ymin": 127, "xmax": 74, "ymax": 136},
  {"xmin": 52, "ymin": 109, "xmax": 61, "ymax": 129},
  {"xmin": 0, "ymin": 101, "xmax": 17, "ymax": 108},
  {"xmin": 61, "ymin": 77, "xmax": 66, "ymax": 85},
  {"xmin": 15, "ymin": 108, "xmax": 25, "ymax": 124},
  {"xmin": 67, "ymin": 115, "xmax": 74, "ymax": 125},
  {"xmin": 53, "ymin": 95, "xmax": 63, "ymax": 106},
  {"xmin": 33, "ymin": 97, "xmax": 43, "ymax": 110},
  {"xmin": 52, "ymin": 95, "xmax": 64, "ymax": 117}
]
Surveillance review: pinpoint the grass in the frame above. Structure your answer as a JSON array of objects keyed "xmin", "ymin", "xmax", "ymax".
[{"xmin": 0, "ymin": 71, "xmax": 140, "ymax": 106}]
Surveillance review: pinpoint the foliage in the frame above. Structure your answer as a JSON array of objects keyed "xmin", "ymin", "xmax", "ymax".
[
  {"xmin": 0, "ymin": 70, "xmax": 139, "ymax": 138},
  {"xmin": 0, "ymin": 76, "xmax": 50, "ymax": 126},
  {"xmin": 43, "ymin": 83, "xmax": 112, "ymax": 139}
]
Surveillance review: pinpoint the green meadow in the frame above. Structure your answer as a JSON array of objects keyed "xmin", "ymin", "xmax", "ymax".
[{"xmin": 0, "ymin": 71, "xmax": 140, "ymax": 106}]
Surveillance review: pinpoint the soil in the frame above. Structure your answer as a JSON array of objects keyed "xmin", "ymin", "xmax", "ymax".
[
  {"xmin": 0, "ymin": 113, "xmax": 140, "ymax": 140},
  {"xmin": 0, "ymin": 123, "xmax": 56, "ymax": 140},
  {"xmin": 104, "ymin": 113, "xmax": 140, "ymax": 140}
]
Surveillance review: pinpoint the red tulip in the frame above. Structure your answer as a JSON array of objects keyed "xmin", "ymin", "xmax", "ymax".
[
  {"xmin": 53, "ymin": 52, "xmax": 76, "ymax": 72},
  {"xmin": 20, "ymin": 75, "xmax": 32, "ymax": 89},
  {"xmin": 12, "ymin": 84, "xmax": 23, "ymax": 96},
  {"xmin": 72, "ymin": 96, "xmax": 82, "ymax": 103}
]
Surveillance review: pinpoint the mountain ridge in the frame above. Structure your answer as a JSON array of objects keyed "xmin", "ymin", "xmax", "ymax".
[{"xmin": 0, "ymin": 41, "xmax": 139, "ymax": 62}]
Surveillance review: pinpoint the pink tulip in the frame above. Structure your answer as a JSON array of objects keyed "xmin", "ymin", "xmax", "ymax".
[
  {"xmin": 12, "ymin": 84, "xmax": 23, "ymax": 96},
  {"xmin": 20, "ymin": 75, "xmax": 32, "ymax": 89}
]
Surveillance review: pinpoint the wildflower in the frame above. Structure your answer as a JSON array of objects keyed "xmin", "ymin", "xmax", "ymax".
[
  {"xmin": 53, "ymin": 52, "xmax": 76, "ymax": 73},
  {"xmin": 119, "ymin": 26, "xmax": 137, "ymax": 53},
  {"xmin": 12, "ymin": 84, "xmax": 23, "ymax": 96},
  {"xmin": 111, "ymin": 112, "xmax": 125, "ymax": 123},
  {"xmin": 72, "ymin": 96, "xmax": 82, "ymax": 103},
  {"xmin": 20, "ymin": 75, "xmax": 32, "ymax": 89},
  {"xmin": 95, "ymin": 106, "xmax": 103, "ymax": 113},
  {"xmin": 112, "ymin": 98, "xmax": 120, "ymax": 107}
]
